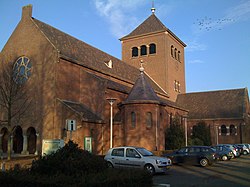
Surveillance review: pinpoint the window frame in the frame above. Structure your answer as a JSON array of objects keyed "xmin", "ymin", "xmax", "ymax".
[
  {"xmin": 149, "ymin": 43, "xmax": 156, "ymax": 54},
  {"xmin": 131, "ymin": 112, "xmax": 136, "ymax": 129},
  {"xmin": 146, "ymin": 112, "xmax": 153, "ymax": 128},
  {"xmin": 221, "ymin": 125, "xmax": 227, "ymax": 136},
  {"xmin": 132, "ymin": 47, "xmax": 139, "ymax": 57},
  {"xmin": 140, "ymin": 45, "xmax": 147, "ymax": 56}
]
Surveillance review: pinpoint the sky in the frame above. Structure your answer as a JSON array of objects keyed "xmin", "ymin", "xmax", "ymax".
[{"xmin": 0, "ymin": 0, "xmax": 250, "ymax": 94}]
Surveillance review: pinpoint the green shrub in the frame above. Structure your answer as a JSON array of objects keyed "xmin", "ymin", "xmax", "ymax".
[
  {"xmin": 165, "ymin": 117, "xmax": 185, "ymax": 150},
  {"xmin": 30, "ymin": 140, "xmax": 107, "ymax": 176},
  {"xmin": 191, "ymin": 121, "xmax": 211, "ymax": 146},
  {"xmin": 0, "ymin": 141, "xmax": 153, "ymax": 186}
]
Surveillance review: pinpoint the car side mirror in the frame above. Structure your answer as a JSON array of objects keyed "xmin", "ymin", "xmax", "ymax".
[{"xmin": 135, "ymin": 154, "xmax": 141, "ymax": 158}]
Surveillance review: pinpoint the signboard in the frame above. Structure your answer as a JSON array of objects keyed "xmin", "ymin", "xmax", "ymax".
[
  {"xmin": 84, "ymin": 137, "xmax": 92, "ymax": 153},
  {"xmin": 66, "ymin": 119, "xmax": 76, "ymax": 131},
  {"xmin": 42, "ymin": 139, "xmax": 64, "ymax": 156}
]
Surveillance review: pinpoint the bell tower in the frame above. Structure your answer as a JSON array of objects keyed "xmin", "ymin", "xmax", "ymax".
[{"xmin": 120, "ymin": 8, "xmax": 186, "ymax": 101}]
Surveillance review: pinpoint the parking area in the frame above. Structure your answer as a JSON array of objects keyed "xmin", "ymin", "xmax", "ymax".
[{"xmin": 153, "ymin": 154, "xmax": 250, "ymax": 187}]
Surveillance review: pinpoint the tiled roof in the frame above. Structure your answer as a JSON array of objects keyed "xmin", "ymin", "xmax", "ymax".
[
  {"xmin": 61, "ymin": 100, "xmax": 104, "ymax": 123},
  {"xmin": 121, "ymin": 14, "xmax": 167, "ymax": 39},
  {"xmin": 120, "ymin": 14, "xmax": 186, "ymax": 46},
  {"xmin": 176, "ymin": 88, "xmax": 248, "ymax": 119},
  {"xmin": 123, "ymin": 71, "xmax": 161, "ymax": 104},
  {"xmin": 31, "ymin": 18, "xmax": 166, "ymax": 95}
]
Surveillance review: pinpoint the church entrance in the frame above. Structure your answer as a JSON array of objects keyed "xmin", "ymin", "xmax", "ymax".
[
  {"xmin": 27, "ymin": 127, "xmax": 37, "ymax": 154},
  {"xmin": 13, "ymin": 126, "xmax": 23, "ymax": 153},
  {"xmin": 1, "ymin": 127, "xmax": 9, "ymax": 153}
]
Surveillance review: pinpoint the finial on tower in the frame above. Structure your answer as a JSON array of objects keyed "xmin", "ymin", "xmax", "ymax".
[
  {"xmin": 139, "ymin": 60, "xmax": 144, "ymax": 74},
  {"xmin": 151, "ymin": 0, "xmax": 156, "ymax": 14}
]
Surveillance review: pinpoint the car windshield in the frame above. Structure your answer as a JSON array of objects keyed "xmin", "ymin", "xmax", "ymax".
[{"xmin": 136, "ymin": 148, "xmax": 154, "ymax": 156}]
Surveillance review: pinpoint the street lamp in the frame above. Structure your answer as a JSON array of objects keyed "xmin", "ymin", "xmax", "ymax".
[{"xmin": 107, "ymin": 98, "xmax": 117, "ymax": 148}]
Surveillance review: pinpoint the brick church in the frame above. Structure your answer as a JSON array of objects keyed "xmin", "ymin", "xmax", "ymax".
[{"xmin": 0, "ymin": 5, "xmax": 249, "ymax": 156}]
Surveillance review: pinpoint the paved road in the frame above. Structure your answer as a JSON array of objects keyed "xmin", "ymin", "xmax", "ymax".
[{"xmin": 153, "ymin": 154, "xmax": 250, "ymax": 187}]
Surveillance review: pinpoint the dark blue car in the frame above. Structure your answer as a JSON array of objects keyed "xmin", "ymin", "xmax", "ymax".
[{"xmin": 163, "ymin": 146, "xmax": 217, "ymax": 167}]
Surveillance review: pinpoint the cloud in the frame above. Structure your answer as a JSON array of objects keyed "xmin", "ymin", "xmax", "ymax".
[
  {"xmin": 193, "ymin": 1, "xmax": 250, "ymax": 33},
  {"xmin": 93, "ymin": 0, "xmax": 145, "ymax": 38},
  {"xmin": 187, "ymin": 59, "xmax": 204, "ymax": 64},
  {"xmin": 186, "ymin": 40, "xmax": 207, "ymax": 52},
  {"xmin": 225, "ymin": 1, "xmax": 250, "ymax": 22}
]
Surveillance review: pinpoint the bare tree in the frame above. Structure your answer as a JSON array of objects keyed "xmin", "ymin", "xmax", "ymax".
[{"xmin": 0, "ymin": 58, "xmax": 31, "ymax": 159}]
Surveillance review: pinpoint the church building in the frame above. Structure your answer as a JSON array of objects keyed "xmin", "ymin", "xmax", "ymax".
[{"xmin": 0, "ymin": 5, "xmax": 249, "ymax": 156}]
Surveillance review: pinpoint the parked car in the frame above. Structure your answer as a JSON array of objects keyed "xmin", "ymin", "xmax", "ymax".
[
  {"xmin": 244, "ymin": 143, "xmax": 250, "ymax": 150},
  {"xmin": 211, "ymin": 145, "xmax": 234, "ymax": 161},
  {"xmin": 163, "ymin": 146, "xmax": 217, "ymax": 167},
  {"xmin": 234, "ymin": 144, "xmax": 244, "ymax": 155},
  {"xmin": 217, "ymin": 144, "xmax": 240, "ymax": 158},
  {"xmin": 104, "ymin": 146, "xmax": 172, "ymax": 174},
  {"xmin": 235, "ymin": 144, "xmax": 249, "ymax": 155}
]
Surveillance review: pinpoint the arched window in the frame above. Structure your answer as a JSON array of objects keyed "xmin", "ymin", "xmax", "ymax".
[
  {"xmin": 178, "ymin": 51, "xmax": 181, "ymax": 61},
  {"xmin": 174, "ymin": 48, "xmax": 177, "ymax": 59},
  {"xmin": 146, "ymin": 112, "xmax": 152, "ymax": 128},
  {"xmin": 140, "ymin": 45, "xmax": 147, "ymax": 56},
  {"xmin": 132, "ymin": 47, "xmax": 138, "ymax": 57},
  {"xmin": 131, "ymin": 112, "xmax": 136, "ymax": 128},
  {"xmin": 221, "ymin": 125, "xmax": 227, "ymax": 136},
  {"xmin": 230, "ymin": 125, "xmax": 236, "ymax": 135},
  {"xmin": 149, "ymin": 43, "xmax": 156, "ymax": 54},
  {"xmin": 171, "ymin": 45, "xmax": 174, "ymax": 57}
]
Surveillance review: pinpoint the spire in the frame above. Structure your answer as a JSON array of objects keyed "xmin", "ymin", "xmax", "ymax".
[
  {"xmin": 151, "ymin": 0, "xmax": 156, "ymax": 14},
  {"xmin": 123, "ymin": 60, "xmax": 160, "ymax": 104},
  {"xmin": 139, "ymin": 59, "xmax": 144, "ymax": 74}
]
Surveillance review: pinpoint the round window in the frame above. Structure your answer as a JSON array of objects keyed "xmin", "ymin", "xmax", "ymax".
[{"xmin": 13, "ymin": 56, "xmax": 32, "ymax": 84}]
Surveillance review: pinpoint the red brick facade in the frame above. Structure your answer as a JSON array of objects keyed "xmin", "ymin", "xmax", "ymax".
[{"xmin": 0, "ymin": 5, "xmax": 249, "ymax": 157}]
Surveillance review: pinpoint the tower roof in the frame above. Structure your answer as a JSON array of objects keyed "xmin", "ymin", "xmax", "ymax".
[
  {"xmin": 121, "ymin": 14, "xmax": 166, "ymax": 39},
  {"xmin": 123, "ymin": 70, "xmax": 161, "ymax": 104},
  {"xmin": 120, "ymin": 13, "xmax": 186, "ymax": 47}
]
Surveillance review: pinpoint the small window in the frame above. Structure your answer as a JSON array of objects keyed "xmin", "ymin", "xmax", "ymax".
[
  {"xmin": 221, "ymin": 125, "xmax": 227, "ymax": 136},
  {"xmin": 140, "ymin": 45, "xmax": 147, "ymax": 56},
  {"xmin": 111, "ymin": 148, "xmax": 124, "ymax": 157},
  {"xmin": 131, "ymin": 112, "xmax": 136, "ymax": 128},
  {"xmin": 132, "ymin": 47, "xmax": 138, "ymax": 57},
  {"xmin": 149, "ymin": 43, "xmax": 156, "ymax": 54},
  {"xmin": 146, "ymin": 112, "xmax": 152, "ymax": 128},
  {"xmin": 174, "ymin": 48, "xmax": 177, "ymax": 59},
  {"xmin": 171, "ymin": 45, "xmax": 174, "ymax": 57},
  {"xmin": 178, "ymin": 51, "xmax": 180, "ymax": 61},
  {"xmin": 230, "ymin": 125, "xmax": 236, "ymax": 135},
  {"xmin": 174, "ymin": 80, "xmax": 180, "ymax": 93}
]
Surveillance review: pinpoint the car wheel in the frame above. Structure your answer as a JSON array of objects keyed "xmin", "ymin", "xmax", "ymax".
[
  {"xmin": 199, "ymin": 158, "xmax": 208, "ymax": 167},
  {"xmin": 243, "ymin": 150, "xmax": 248, "ymax": 155},
  {"xmin": 221, "ymin": 155, "xmax": 228, "ymax": 161},
  {"xmin": 107, "ymin": 162, "xmax": 113, "ymax": 168},
  {"xmin": 144, "ymin": 164, "xmax": 155, "ymax": 175}
]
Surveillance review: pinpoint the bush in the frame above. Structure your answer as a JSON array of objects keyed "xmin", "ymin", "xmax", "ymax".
[
  {"xmin": 165, "ymin": 117, "xmax": 185, "ymax": 150},
  {"xmin": 0, "ymin": 141, "xmax": 153, "ymax": 186},
  {"xmin": 0, "ymin": 169, "xmax": 152, "ymax": 187},
  {"xmin": 191, "ymin": 121, "xmax": 211, "ymax": 146},
  {"xmin": 30, "ymin": 140, "xmax": 107, "ymax": 176}
]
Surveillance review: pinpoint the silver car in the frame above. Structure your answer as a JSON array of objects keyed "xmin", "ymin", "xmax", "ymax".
[{"xmin": 104, "ymin": 146, "xmax": 171, "ymax": 174}]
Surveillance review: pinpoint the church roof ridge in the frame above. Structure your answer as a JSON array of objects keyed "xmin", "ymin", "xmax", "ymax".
[
  {"xmin": 30, "ymin": 16, "xmax": 168, "ymax": 96},
  {"xmin": 176, "ymin": 88, "xmax": 248, "ymax": 119}
]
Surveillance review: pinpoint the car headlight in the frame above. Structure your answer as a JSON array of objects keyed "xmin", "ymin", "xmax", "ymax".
[{"xmin": 156, "ymin": 159, "xmax": 162, "ymax": 164}]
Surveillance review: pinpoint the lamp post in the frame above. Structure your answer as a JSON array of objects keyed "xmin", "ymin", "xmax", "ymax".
[{"xmin": 107, "ymin": 98, "xmax": 116, "ymax": 148}]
